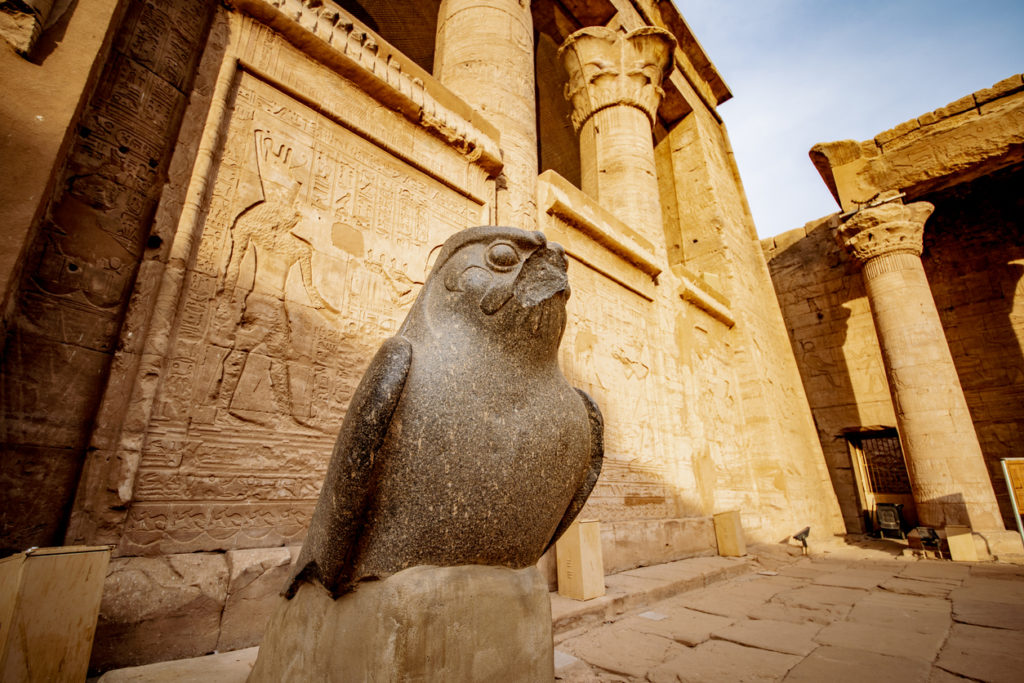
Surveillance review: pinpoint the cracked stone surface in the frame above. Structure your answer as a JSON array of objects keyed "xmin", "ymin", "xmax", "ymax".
[
  {"xmin": 97, "ymin": 541, "xmax": 1024, "ymax": 682},
  {"xmin": 554, "ymin": 544, "xmax": 1024, "ymax": 682}
]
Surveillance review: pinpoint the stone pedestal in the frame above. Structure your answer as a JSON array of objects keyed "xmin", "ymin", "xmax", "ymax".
[
  {"xmin": 558, "ymin": 26, "xmax": 674, "ymax": 241},
  {"xmin": 556, "ymin": 519, "xmax": 605, "ymax": 601},
  {"xmin": 249, "ymin": 565, "xmax": 554, "ymax": 682},
  {"xmin": 434, "ymin": 0, "xmax": 537, "ymax": 229},
  {"xmin": 713, "ymin": 510, "xmax": 746, "ymax": 557},
  {"xmin": 836, "ymin": 198, "xmax": 1004, "ymax": 530}
]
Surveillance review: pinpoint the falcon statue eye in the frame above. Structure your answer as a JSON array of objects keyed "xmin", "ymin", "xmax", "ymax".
[{"xmin": 486, "ymin": 242, "xmax": 519, "ymax": 271}]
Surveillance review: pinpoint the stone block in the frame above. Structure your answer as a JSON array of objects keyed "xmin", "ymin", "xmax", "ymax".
[
  {"xmin": 601, "ymin": 517, "xmax": 716, "ymax": 574},
  {"xmin": 945, "ymin": 525, "xmax": 979, "ymax": 562},
  {"xmin": 713, "ymin": 510, "xmax": 746, "ymax": 557},
  {"xmin": 556, "ymin": 520, "xmax": 605, "ymax": 601},
  {"xmin": 558, "ymin": 619, "xmax": 686, "ymax": 679},
  {"xmin": 216, "ymin": 547, "xmax": 293, "ymax": 652},
  {"xmin": 973, "ymin": 74, "xmax": 1024, "ymax": 106},
  {"xmin": 250, "ymin": 565, "xmax": 553, "ymax": 682},
  {"xmin": 90, "ymin": 553, "xmax": 228, "ymax": 672}
]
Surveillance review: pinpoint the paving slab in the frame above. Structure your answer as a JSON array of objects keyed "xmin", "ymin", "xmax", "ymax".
[
  {"xmin": 950, "ymin": 576, "xmax": 1024, "ymax": 603},
  {"xmin": 615, "ymin": 606, "xmax": 735, "ymax": 646},
  {"xmin": 711, "ymin": 617, "xmax": 822, "ymax": 656},
  {"xmin": 673, "ymin": 575, "xmax": 802, "ymax": 618},
  {"xmin": 878, "ymin": 576, "xmax": 956, "ymax": 598},
  {"xmin": 783, "ymin": 645, "xmax": 930, "ymax": 683},
  {"xmin": 747, "ymin": 600, "xmax": 850, "ymax": 625},
  {"xmin": 647, "ymin": 639, "xmax": 801, "ymax": 683},
  {"xmin": 558, "ymin": 620, "xmax": 687, "ymax": 679},
  {"xmin": 899, "ymin": 562, "xmax": 970, "ymax": 583},
  {"xmin": 813, "ymin": 568, "xmax": 896, "ymax": 590},
  {"xmin": 96, "ymin": 647, "xmax": 257, "ymax": 682},
  {"xmin": 813, "ymin": 619, "xmax": 948, "ymax": 661},
  {"xmin": 771, "ymin": 584, "xmax": 868, "ymax": 611},
  {"xmin": 846, "ymin": 591, "xmax": 951, "ymax": 634},
  {"xmin": 935, "ymin": 623, "xmax": 1024, "ymax": 683},
  {"xmin": 776, "ymin": 561, "xmax": 843, "ymax": 580},
  {"xmin": 952, "ymin": 597, "xmax": 1024, "ymax": 630}
]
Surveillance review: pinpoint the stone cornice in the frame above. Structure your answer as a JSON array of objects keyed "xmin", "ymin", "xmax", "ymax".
[
  {"xmin": 224, "ymin": 0, "xmax": 503, "ymax": 176},
  {"xmin": 835, "ymin": 200, "xmax": 934, "ymax": 265},
  {"xmin": 558, "ymin": 25, "xmax": 675, "ymax": 133}
]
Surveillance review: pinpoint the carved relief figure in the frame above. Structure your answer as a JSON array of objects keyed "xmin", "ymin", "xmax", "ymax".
[{"xmin": 222, "ymin": 128, "xmax": 336, "ymax": 312}]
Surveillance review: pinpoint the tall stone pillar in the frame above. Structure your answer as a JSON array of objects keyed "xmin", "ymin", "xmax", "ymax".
[
  {"xmin": 836, "ymin": 197, "xmax": 1004, "ymax": 530},
  {"xmin": 434, "ymin": 0, "xmax": 538, "ymax": 229},
  {"xmin": 558, "ymin": 26, "xmax": 675, "ymax": 239}
]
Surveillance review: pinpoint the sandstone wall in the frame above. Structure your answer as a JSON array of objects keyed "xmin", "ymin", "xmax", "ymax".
[
  {"xmin": 2, "ymin": 0, "xmax": 846, "ymax": 670},
  {"xmin": 764, "ymin": 164, "xmax": 1024, "ymax": 533}
]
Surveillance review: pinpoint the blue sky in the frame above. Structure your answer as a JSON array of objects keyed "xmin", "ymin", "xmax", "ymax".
[{"xmin": 677, "ymin": 0, "xmax": 1024, "ymax": 238}]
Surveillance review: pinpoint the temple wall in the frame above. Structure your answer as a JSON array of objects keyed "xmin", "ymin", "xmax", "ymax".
[{"xmin": 2, "ymin": 0, "xmax": 845, "ymax": 671}]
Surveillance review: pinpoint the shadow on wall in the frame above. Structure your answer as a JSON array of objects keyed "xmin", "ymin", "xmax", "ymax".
[
  {"xmin": 765, "ymin": 218, "xmax": 884, "ymax": 535},
  {"xmin": 921, "ymin": 164, "xmax": 1024, "ymax": 530}
]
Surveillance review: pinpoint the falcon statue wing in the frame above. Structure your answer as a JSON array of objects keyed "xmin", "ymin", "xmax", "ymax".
[
  {"xmin": 284, "ymin": 335, "xmax": 413, "ymax": 598},
  {"xmin": 544, "ymin": 388, "xmax": 604, "ymax": 552}
]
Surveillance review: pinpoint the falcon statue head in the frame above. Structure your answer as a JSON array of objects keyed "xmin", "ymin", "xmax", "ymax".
[{"xmin": 400, "ymin": 226, "xmax": 570, "ymax": 360}]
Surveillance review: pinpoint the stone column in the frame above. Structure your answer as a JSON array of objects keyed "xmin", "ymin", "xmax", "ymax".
[
  {"xmin": 558, "ymin": 26, "xmax": 675, "ymax": 240},
  {"xmin": 836, "ymin": 197, "xmax": 1004, "ymax": 530},
  {"xmin": 434, "ymin": 0, "xmax": 538, "ymax": 229}
]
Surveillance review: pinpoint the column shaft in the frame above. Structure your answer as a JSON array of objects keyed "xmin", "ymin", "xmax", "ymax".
[
  {"xmin": 861, "ymin": 251, "xmax": 1002, "ymax": 529},
  {"xmin": 558, "ymin": 25, "xmax": 674, "ymax": 244},
  {"xmin": 434, "ymin": 0, "xmax": 537, "ymax": 229},
  {"xmin": 837, "ymin": 199, "xmax": 1004, "ymax": 530},
  {"xmin": 579, "ymin": 106, "xmax": 662, "ymax": 238}
]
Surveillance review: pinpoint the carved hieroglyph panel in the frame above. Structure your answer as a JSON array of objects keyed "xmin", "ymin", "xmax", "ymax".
[
  {"xmin": 555, "ymin": 230, "xmax": 692, "ymax": 523},
  {"xmin": 121, "ymin": 71, "xmax": 485, "ymax": 554}
]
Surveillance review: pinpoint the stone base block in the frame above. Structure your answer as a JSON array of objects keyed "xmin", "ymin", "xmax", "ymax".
[
  {"xmin": 600, "ymin": 517, "xmax": 716, "ymax": 574},
  {"xmin": 249, "ymin": 564, "xmax": 554, "ymax": 682},
  {"xmin": 974, "ymin": 529, "xmax": 1024, "ymax": 560}
]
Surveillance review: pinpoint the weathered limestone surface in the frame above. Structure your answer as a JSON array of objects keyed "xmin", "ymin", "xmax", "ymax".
[
  {"xmin": 249, "ymin": 565, "xmax": 554, "ymax": 683},
  {"xmin": 90, "ymin": 553, "xmax": 229, "ymax": 672},
  {"xmin": 811, "ymin": 74, "xmax": 1024, "ymax": 211}
]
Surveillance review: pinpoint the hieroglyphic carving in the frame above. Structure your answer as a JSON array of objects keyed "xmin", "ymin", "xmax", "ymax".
[{"xmin": 121, "ymin": 69, "xmax": 484, "ymax": 554}]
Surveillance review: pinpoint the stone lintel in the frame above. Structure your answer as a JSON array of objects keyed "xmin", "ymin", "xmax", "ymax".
[
  {"xmin": 809, "ymin": 73, "xmax": 1024, "ymax": 211},
  {"xmin": 559, "ymin": 25, "xmax": 676, "ymax": 133},
  {"xmin": 835, "ymin": 199, "xmax": 934, "ymax": 266}
]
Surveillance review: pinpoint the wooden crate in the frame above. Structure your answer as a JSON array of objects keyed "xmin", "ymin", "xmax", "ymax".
[{"xmin": 1, "ymin": 546, "xmax": 110, "ymax": 682}]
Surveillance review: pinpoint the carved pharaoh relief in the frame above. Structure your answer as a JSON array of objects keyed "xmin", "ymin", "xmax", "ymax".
[
  {"xmin": 558, "ymin": 25, "xmax": 676, "ymax": 133},
  {"xmin": 835, "ymin": 199, "xmax": 935, "ymax": 265}
]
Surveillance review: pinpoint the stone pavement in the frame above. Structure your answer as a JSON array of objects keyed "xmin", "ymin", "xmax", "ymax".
[
  {"xmin": 554, "ymin": 544, "xmax": 1024, "ymax": 682},
  {"xmin": 97, "ymin": 541, "xmax": 1024, "ymax": 682}
]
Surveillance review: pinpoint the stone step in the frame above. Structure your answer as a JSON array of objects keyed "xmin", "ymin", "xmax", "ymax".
[{"xmin": 551, "ymin": 554, "xmax": 754, "ymax": 640}]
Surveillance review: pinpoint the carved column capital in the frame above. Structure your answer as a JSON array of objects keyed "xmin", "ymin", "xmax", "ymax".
[
  {"xmin": 835, "ymin": 200, "xmax": 934, "ymax": 265},
  {"xmin": 558, "ymin": 26, "xmax": 675, "ymax": 133}
]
